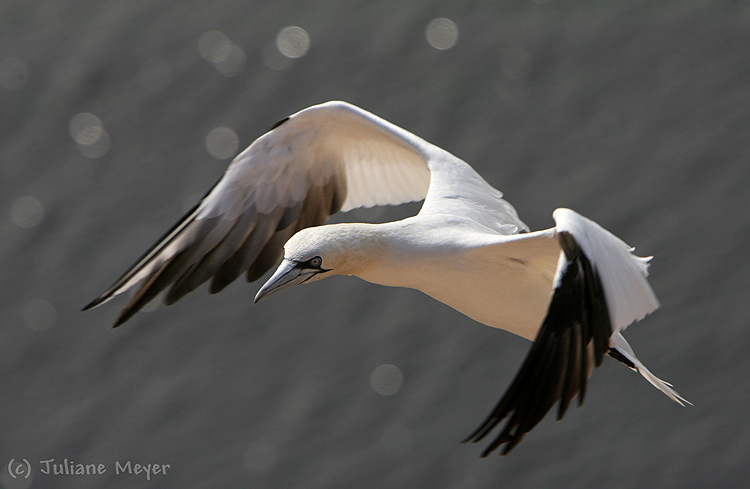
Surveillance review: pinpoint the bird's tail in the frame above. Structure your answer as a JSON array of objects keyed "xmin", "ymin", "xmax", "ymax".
[{"xmin": 609, "ymin": 332, "xmax": 691, "ymax": 406}]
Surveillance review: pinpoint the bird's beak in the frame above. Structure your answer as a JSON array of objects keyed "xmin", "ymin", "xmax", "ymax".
[{"xmin": 254, "ymin": 259, "xmax": 318, "ymax": 304}]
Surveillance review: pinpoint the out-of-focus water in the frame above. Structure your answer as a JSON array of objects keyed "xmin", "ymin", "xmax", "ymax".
[{"xmin": 1, "ymin": 2, "xmax": 749, "ymax": 488}]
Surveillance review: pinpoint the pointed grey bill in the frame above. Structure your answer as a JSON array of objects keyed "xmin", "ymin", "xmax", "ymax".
[{"xmin": 254, "ymin": 259, "xmax": 315, "ymax": 304}]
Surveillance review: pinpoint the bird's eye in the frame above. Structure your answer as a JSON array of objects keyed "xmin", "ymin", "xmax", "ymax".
[{"xmin": 308, "ymin": 256, "xmax": 322, "ymax": 268}]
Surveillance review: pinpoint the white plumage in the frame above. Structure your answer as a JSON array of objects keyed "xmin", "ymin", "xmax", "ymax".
[{"xmin": 85, "ymin": 101, "xmax": 688, "ymax": 456}]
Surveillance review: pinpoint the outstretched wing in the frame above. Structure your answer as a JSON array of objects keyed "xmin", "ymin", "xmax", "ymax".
[
  {"xmin": 84, "ymin": 101, "xmax": 433, "ymax": 326},
  {"xmin": 464, "ymin": 209, "xmax": 661, "ymax": 455}
]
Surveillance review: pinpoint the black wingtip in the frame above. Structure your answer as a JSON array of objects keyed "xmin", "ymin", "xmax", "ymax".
[
  {"xmin": 462, "ymin": 230, "xmax": 614, "ymax": 457},
  {"xmin": 111, "ymin": 307, "xmax": 135, "ymax": 328},
  {"xmin": 461, "ymin": 416, "xmax": 501, "ymax": 446},
  {"xmin": 481, "ymin": 431, "xmax": 517, "ymax": 457},
  {"xmin": 82, "ymin": 295, "xmax": 108, "ymax": 312}
]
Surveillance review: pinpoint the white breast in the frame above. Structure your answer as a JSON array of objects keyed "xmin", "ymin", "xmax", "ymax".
[{"xmin": 356, "ymin": 221, "xmax": 560, "ymax": 340}]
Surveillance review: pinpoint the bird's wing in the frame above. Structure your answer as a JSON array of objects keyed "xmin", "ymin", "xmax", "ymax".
[
  {"xmin": 464, "ymin": 208, "xmax": 661, "ymax": 455},
  {"xmin": 84, "ymin": 101, "xmax": 436, "ymax": 326},
  {"xmin": 418, "ymin": 149, "xmax": 528, "ymax": 234}
]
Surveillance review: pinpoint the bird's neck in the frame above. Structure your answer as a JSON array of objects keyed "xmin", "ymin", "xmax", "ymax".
[
  {"xmin": 319, "ymin": 221, "xmax": 410, "ymax": 285},
  {"xmin": 317, "ymin": 222, "xmax": 390, "ymax": 279},
  {"xmin": 340, "ymin": 219, "xmax": 441, "ymax": 290}
]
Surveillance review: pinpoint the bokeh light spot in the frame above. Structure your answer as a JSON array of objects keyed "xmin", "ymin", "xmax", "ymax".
[
  {"xmin": 78, "ymin": 131, "xmax": 111, "ymax": 158},
  {"xmin": 198, "ymin": 31, "xmax": 246, "ymax": 77},
  {"xmin": 11, "ymin": 196, "xmax": 44, "ymax": 229},
  {"xmin": 205, "ymin": 127, "xmax": 239, "ymax": 160},
  {"xmin": 425, "ymin": 18, "xmax": 459, "ymax": 50},
  {"xmin": 276, "ymin": 26, "xmax": 310, "ymax": 59},
  {"xmin": 198, "ymin": 31, "xmax": 232, "ymax": 63},
  {"xmin": 369, "ymin": 364, "xmax": 404, "ymax": 396},
  {"xmin": 213, "ymin": 44, "xmax": 246, "ymax": 77},
  {"xmin": 22, "ymin": 299, "xmax": 57, "ymax": 331},
  {"xmin": 69, "ymin": 112, "xmax": 110, "ymax": 158},
  {"xmin": 0, "ymin": 57, "xmax": 28, "ymax": 90},
  {"xmin": 69, "ymin": 113, "xmax": 103, "ymax": 145}
]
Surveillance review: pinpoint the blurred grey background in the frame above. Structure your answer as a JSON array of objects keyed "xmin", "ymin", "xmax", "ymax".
[{"xmin": 2, "ymin": 1, "xmax": 749, "ymax": 488}]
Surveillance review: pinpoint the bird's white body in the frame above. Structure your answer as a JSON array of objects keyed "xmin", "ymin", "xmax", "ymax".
[
  {"xmin": 87, "ymin": 101, "xmax": 688, "ymax": 456},
  {"xmin": 309, "ymin": 219, "xmax": 557, "ymax": 341}
]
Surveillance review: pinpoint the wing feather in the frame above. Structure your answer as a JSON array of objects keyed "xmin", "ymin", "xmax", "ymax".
[
  {"xmin": 552, "ymin": 208, "xmax": 659, "ymax": 333},
  {"xmin": 245, "ymin": 220, "xmax": 299, "ymax": 283},
  {"xmin": 165, "ymin": 211, "xmax": 258, "ymax": 304},
  {"xmin": 209, "ymin": 207, "xmax": 286, "ymax": 294},
  {"xmin": 464, "ymin": 208, "xmax": 666, "ymax": 455},
  {"xmin": 464, "ymin": 229, "xmax": 611, "ymax": 455},
  {"xmin": 85, "ymin": 101, "xmax": 433, "ymax": 325}
]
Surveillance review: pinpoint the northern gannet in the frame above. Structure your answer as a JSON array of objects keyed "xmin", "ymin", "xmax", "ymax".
[{"xmin": 85, "ymin": 101, "xmax": 688, "ymax": 455}]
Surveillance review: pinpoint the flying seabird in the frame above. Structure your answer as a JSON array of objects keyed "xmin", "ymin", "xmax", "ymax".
[{"xmin": 84, "ymin": 101, "xmax": 688, "ymax": 455}]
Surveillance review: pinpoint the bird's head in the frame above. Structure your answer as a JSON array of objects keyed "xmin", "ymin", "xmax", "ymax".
[{"xmin": 254, "ymin": 224, "xmax": 378, "ymax": 303}]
